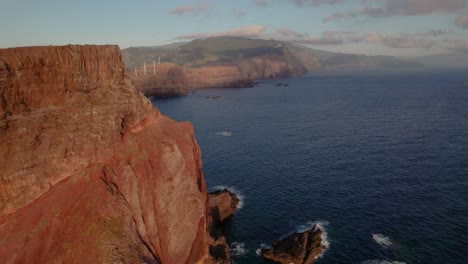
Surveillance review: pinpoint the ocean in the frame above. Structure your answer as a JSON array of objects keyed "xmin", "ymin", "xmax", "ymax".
[{"xmin": 152, "ymin": 69, "xmax": 468, "ymax": 264}]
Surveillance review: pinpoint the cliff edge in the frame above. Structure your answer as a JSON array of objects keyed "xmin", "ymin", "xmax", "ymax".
[{"xmin": 0, "ymin": 45, "xmax": 210, "ymax": 263}]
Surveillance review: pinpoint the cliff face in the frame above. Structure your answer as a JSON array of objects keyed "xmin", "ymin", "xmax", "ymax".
[
  {"xmin": 130, "ymin": 62, "xmax": 254, "ymax": 97},
  {"xmin": 0, "ymin": 45, "xmax": 209, "ymax": 263},
  {"xmin": 124, "ymin": 38, "xmax": 325, "ymax": 97},
  {"xmin": 129, "ymin": 53, "xmax": 309, "ymax": 98}
]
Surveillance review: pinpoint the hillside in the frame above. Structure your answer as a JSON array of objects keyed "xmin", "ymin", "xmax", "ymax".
[
  {"xmin": 123, "ymin": 37, "xmax": 322, "ymax": 73},
  {"xmin": 409, "ymin": 52, "xmax": 468, "ymax": 68},
  {"xmin": 123, "ymin": 37, "xmax": 423, "ymax": 71},
  {"xmin": 122, "ymin": 37, "xmax": 423, "ymax": 97},
  {"xmin": 302, "ymin": 47, "xmax": 424, "ymax": 69}
]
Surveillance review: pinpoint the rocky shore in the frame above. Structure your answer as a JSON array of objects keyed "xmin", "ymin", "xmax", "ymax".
[{"xmin": 0, "ymin": 44, "xmax": 325, "ymax": 264}]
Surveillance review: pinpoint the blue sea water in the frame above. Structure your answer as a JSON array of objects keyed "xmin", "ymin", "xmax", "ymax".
[{"xmin": 152, "ymin": 69, "xmax": 468, "ymax": 264}]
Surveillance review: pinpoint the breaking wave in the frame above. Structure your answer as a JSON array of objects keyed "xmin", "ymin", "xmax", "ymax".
[
  {"xmin": 372, "ymin": 233, "xmax": 393, "ymax": 248},
  {"xmin": 230, "ymin": 242, "xmax": 248, "ymax": 256},
  {"xmin": 255, "ymin": 243, "xmax": 269, "ymax": 256},
  {"xmin": 296, "ymin": 220, "xmax": 330, "ymax": 250},
  {"xmin": 216, "ymin": 131, "xmax": 232, "ymax": 136},
  {"xmin": 302, "ymin": 221, "xmax": 330, "ymax": 259},
  {"xmin": 256, "ymin": 221, "xmax": 330, "ymax": 259}
]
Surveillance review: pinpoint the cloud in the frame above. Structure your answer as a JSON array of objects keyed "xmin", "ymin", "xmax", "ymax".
[
  {"xmin": 423, "ymin": 29, "xmax": 448, "ymax": 36},
  {"xmin": 323, "ymin": 7, "xmax": 386, "ymax": 23},
  {"xmin": 444, "ymin": 38, "xmax": 468, "ymax": 52},
  {"xmin": 315, "ymin": 31, "xmax": 437, "ymax": 49},
  {"xmin": 253, "ymin": 0, "xmax": 270, "ymax": 7},
  {"xmin": 283, "ymin": 36, "xmax": 344, "ymax": 45},
  {"xmin": 323, "ymin": 0, "xmax": 467, "ymax": 23},
  {"xmin": 289, "ymin": 0, "xmax": 346, "ymax": 6},
  {"xmin": 170, "ymin": 3, "xmax": 213, "ymax": 15},
  {"xmin": 456, "ymin": 13, "xmax": 468, "ymax": 29},
  {"xmin": 175, "ymin": 25, "xmax": 267, "ymax": 39},
  {"xmin": 175, "ymin": 26, "xmax": 453, "ymax": 50},
  {"xmin": 254, "ymin": 0, "xmax": 346, "ymax": 7},
  {"xmin": 282, "ymin": 35, "xmax": 344, "ymax": 46},
  {"xmin": 275, "ymin": 28, "xmax": 307, "ymax": 38},
  {"xmin": 296, "ymin": 30, "xmax": 438, "ymax": 49},
  {"xmin": 232, "ymin": 8, "xmax": 248, "ymax": 17},
  {"xmin": 362, "ymin": 32, "xmax": 435, "ymax": 49},
  {"xmin": 175, "ymin": 25, "xmax": 345, "ymax": 45},
  {"xmin": 385, "ymin": 0, "xmax": 466, "ymax": 15}
]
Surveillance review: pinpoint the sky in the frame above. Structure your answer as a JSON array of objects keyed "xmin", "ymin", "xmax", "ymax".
[{"xmin": 1, "ymin": 0, "xmax": 467, "ymax": 57}]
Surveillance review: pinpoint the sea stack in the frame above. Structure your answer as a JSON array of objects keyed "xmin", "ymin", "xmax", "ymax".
[
  {"xmin": 0, "ymin": 45, "xmax": 233, "ymax": 263},
  {"xmin": 206, "ymin": 189, "xmax": 240, "ymax": 263},
  {"xmin": 261, "ymin": 224, "xmax": 328, "ymax": 264}
]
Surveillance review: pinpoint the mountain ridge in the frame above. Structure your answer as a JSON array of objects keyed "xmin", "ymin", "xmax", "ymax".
[
  {"xmin": 122, "ymin": 36, "xmax": 423, "ymax": 70},
  {"xmin": 121, "ymin": 37, "xmax": 423, "ymax": 97}
]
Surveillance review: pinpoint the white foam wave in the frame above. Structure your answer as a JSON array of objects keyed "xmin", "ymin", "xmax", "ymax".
[
  {"xmin": 230, "ymin": 242, "xmax": 248, "ymax": 256},
  {"xmin": 297, "ymin": 220, "xmax": 330, "ymax": 251},
  {"xmin": 361, "ymin": 260, "xmax": 406, "ymax": 264},
  {"xmin": 210, "ymin": 185, "xmax": 245, "ymax": 209},
  {"xmin": 255, "ymin": 243, "xmax": 269, "ymax": 256},
  {"xmin": 372, "ymin": 234, "xmax": 393, "ymax": 248},
  {"xmin": 216, "ymin": 131, "xmax": 232, "ymax": 136},
  {"xmin": 311, "ymin": 221, "xmax": 330, "ymax": 259}
]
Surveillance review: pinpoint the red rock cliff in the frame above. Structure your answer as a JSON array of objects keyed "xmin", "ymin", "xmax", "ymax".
[{"xmin": 0, "ymin": 45, "xmax": 210, "ymax": 263}]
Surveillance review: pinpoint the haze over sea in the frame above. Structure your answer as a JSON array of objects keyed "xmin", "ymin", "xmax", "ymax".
[{"xmin": 152, "ymin": 69, "xmax": 468, "ymax": 264}]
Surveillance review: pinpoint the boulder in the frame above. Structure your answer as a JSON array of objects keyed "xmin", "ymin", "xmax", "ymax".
[{"xmin": 261, "ymin": 224, "xmax": 328, "ymax": 264}]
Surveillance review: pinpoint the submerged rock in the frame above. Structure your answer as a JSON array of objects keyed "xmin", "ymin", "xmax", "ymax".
[{"xmin": 261, "ymin": 224, "xmax": 328, "ymax": 264}]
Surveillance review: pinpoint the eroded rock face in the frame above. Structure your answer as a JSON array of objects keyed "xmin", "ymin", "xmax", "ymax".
[
  {"xmin": 206, "ymin": 189, "xmax": 240, "ymax": 264},
  {"xmin": 0, "ymin": 45, "xmax": 210, "ymax": 264},
  {"xmin": 208, "ymin": 189, "xmax": 240, "ymax": 226},
  {"xmin": 130, "ymin": 62, "xmax": 254, "ymax": 97},
  {"xmin": 261, "ymin": 225, "xmax": 327, "ymax": 264}
]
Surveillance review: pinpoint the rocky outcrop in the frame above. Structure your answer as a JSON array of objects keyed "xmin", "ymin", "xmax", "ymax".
[
  {"xmin": 208, "ymin": 189, "xmax": 240, "ymax": 226},
  {"xmin": 206, "ymin": 189, "xmax": 240, "ymax": 264},
  {"xmin": 0, "ymin": 45, "xmax": 211, "ymax": 263},
  {"xmin": 261, "ymin": 224, "xmax": 328, "ymax": 264}
]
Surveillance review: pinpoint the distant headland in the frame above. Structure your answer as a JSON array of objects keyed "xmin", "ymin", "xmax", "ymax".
[{"xmin": 122, "ymin": 37, "xmax": 423, "ymax": 98}]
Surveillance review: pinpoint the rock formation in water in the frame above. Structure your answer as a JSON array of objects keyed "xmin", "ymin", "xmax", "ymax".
[
  {"xmin": 207, "ymin": 189, "xmax": 240, "ymax": 264},
  {"xmin": 208, "ymin": 189, "xmax": 240, "ymax": 226},
  {"xmin": 0, "ymin": 45, "xmax": 238, "ymax": 264},
  {"xmin": 261, "ymin": 224, "xmax": 327, "ymax": 264}
]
